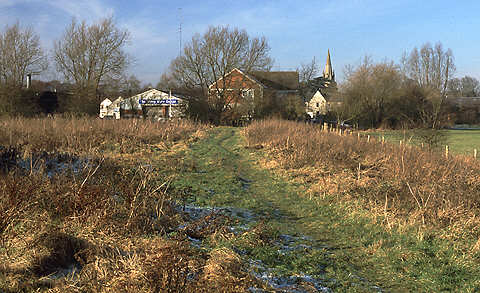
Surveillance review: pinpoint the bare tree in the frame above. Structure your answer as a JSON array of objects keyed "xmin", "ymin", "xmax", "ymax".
[
  {"xmin": 167, "ymin": 25, "xmax": 273, "ymax": 123},
  {"xmin": 157, "ymin": 72, "xmax": 179, "ymax": 91},
  {"xmin": 296, "ymin": 57, "xmax": 320, "ymax": 107},
  {"xmin": 402, "ymin": 42, "xmax": 455, "ymax": 128},
  {"xmin": 447, "ymin": 77, "xmax": 462, "ymax": 97},
  {"xmin": 337, "ymin": 56, "xmax": 404, "ymax": 128},
  {"xmin": 297, "ymin": 57, "xmax": 320, "ymax": 84},
  {"xmin": 124, "ymin": 74, "xmax": 142, "ymax": 95},
  {"xmin": 448, "ymin": 76, "xmax": 480, "ymax": 97},
  {"xmin": 54, "ymin": 17, "xmax": 130, "ymax": 113},
  {"xmin": 100, "ymin": 74, "xmax": 142, "ymax": 98},
  {"xmin": 402, "ymin": 42, "xmax": 455, "ymax": 95},
  {"xmin": 0, "ymin": 22, "xmax": 47, "ymax": 88}
]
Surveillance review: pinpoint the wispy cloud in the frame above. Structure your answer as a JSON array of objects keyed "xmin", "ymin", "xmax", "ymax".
[
  {"xmin": 0, "ymin": 0, "xmax": 115, "ymax": 33},
  {"xmin": 122, "ymin": 19, "xmax": 169, "ymax": 47},
  {"xmin": 0, "ymin": 0, "xmax": 25, "ymax": 26},
  {"xmin": 121, "ymin": 17, "xmax": 172, "ymax": 82},
  {"xmin": 1, "ymin": 0, "xmax": 114, "ymax": 20},
  {"xmin": 45, "ymin": 0, "xmax": 114, "ymax": 21}
]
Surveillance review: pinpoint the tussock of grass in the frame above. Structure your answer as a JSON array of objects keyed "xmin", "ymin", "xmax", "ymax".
[{"xmin": 181, "ymin": 211, "xmax": 234, "ymax": 240}]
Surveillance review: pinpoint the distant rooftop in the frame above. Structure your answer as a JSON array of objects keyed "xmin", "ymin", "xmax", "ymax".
[{"xmin": 250, "ymin": 71, "xmax": 299, "ymax": 90}]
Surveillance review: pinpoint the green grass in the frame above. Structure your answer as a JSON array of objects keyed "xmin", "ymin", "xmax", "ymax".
[
  {"xmin": 368, "ymin": 129, "xmax": 480, "ymax": 156},
  {"xmin": 445, "ymin": 129, "xmax": 480, "ymax": 155},
  {"xmin": 158, "ymin": 126, "xmax": 480, "ymax": 292}
]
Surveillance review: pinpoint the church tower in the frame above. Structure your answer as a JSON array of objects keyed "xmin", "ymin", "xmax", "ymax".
[
  {"xmin": 323, "ymin": 49, "xmax": 335, "ymax": 82},
  {"xmin": 305, "ymin": 49, "xmax": 340, "ymax": 118}
]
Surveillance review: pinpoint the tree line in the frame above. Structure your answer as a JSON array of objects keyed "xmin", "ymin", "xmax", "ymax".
[
  {"xmin": 334, "ymin": 43, "xmax": 480, "ymax": 129},
  {"xmin": 0, "ymin": 18, "xmax": 293, "ymax": 122},
  {"xmin": 162, "ymin": 28, "xmax": 480, "ymax": 127},
  {"xmin": 1, "ymin": 17, "xmax": 480, "ymax": 127},
  {"xmin": 0, "ymin": 18, "xmax": 139, "ymax": 116}
]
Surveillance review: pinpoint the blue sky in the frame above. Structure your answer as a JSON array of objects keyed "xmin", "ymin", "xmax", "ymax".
[{"xmin": 1, "ymin": 0, "xmax": 479, "ymax": 85}]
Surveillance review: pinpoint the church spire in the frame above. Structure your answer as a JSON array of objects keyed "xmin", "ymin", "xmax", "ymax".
[{"xmin": 323, "ymin": 49, "xmax": 334, "ymax": 81}]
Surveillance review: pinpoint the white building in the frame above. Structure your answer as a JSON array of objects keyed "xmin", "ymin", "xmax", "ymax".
[
  {"xmin": 99, "ymin": 97, "xmax": 122, "ymax": 119},
  {"xmin": 304, "ymin": 50, "xmax": 342, "ymax": 118},
  {"xmin": 99, "ymin": 89, "xmax": 187, "ymax": 120},
  {"xmin": 306, "ymin": 90, "xmax": 329, "ymax": 118}
]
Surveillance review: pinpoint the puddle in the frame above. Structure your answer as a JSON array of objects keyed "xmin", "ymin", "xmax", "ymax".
[
  {"xmin": 40, "ymin": 263, "xmax": 82, "ymax": 281},
  {"xmin": 248, "ymin": 233, "xmax": 332, "ymax": 293},
  {"xmin": 176, "ymin": 203, "xmax": 333, "ymax": 292},
  {"xmin": 179, "ymin": 204, "xmax": 256, "ymax": 224},
  {"xmin": 248, "ymin": 260, "xmax": 331, "ymax": 292},
  {"xmin": 176, "ymin": 203, "xmax": 384, "ymax": 291},
  {"xmin": 0, "ymin": 147, "xmax": 89, "ymax": 177}
]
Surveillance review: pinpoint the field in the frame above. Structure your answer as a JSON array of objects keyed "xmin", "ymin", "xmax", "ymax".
[
  {"xmin": 368, "ymin": 129, "xmax": 480, "ymax": 156},
  {"xmin": 2, "ymin": 117, "xmax": 480, "ymax": 292}
]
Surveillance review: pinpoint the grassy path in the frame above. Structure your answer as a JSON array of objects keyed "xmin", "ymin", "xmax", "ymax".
[
  {"xmin": 167, "ymin": 127, "xmax": 479, "ymax": 292},
  {"xmin": 170, "ymin": 127, "xmax": 386, "ymax": 291}
]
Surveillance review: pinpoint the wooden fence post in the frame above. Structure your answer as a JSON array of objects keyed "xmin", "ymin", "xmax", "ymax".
[
  {"xmin": 474, "ymin": 149, "xmax": 477, "ymax": 159},
  {"xmin": 367, "ymin": 135, "xmax": 370, "ymax": 143},
  {"xmin": 445, "ymin": 145, "xmax": 449, "ymax": 159}
]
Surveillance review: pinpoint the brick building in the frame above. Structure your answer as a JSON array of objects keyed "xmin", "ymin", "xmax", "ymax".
[{"xmin": 208, "ymin": 68, "xmax": 299, "ymax": 121}]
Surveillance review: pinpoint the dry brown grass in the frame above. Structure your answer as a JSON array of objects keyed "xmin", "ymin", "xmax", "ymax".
[
  {"xmin": 198, "ymin": 247, "xmax": 254, "ymax": 291},
  {"xmin": 0, "ymin": 116, "xmax": 205, "ymax": 155},
  {"xmin": 0, "ymin": 158, "xmax": 184, "ymax": 291},
  {"xmin": 0, "ymin": 117, "xmax": 258, "ymax": 292},
  {"xmin": 244, "ymin": 119, "xmax": 480, "ymax": 237}
]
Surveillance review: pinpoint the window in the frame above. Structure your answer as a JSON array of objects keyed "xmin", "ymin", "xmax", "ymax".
[{"xmin": 241, "ymin": 89, "xmax": 254, "ymax": 99}]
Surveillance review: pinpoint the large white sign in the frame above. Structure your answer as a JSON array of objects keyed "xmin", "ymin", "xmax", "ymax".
[{"xmin": 139, "ymin": 99, "xmax": 179, "ymax": 105}]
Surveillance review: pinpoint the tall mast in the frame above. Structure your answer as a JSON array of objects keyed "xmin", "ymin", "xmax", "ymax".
[{"xmin": 178, "ymin": 7, "xmax": 183, "ymax": 56}]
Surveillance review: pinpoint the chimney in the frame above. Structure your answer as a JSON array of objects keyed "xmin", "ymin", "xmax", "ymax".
[{"xmin": 26, "ymin": 73, "xmax": 32, "ymax": 89}]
